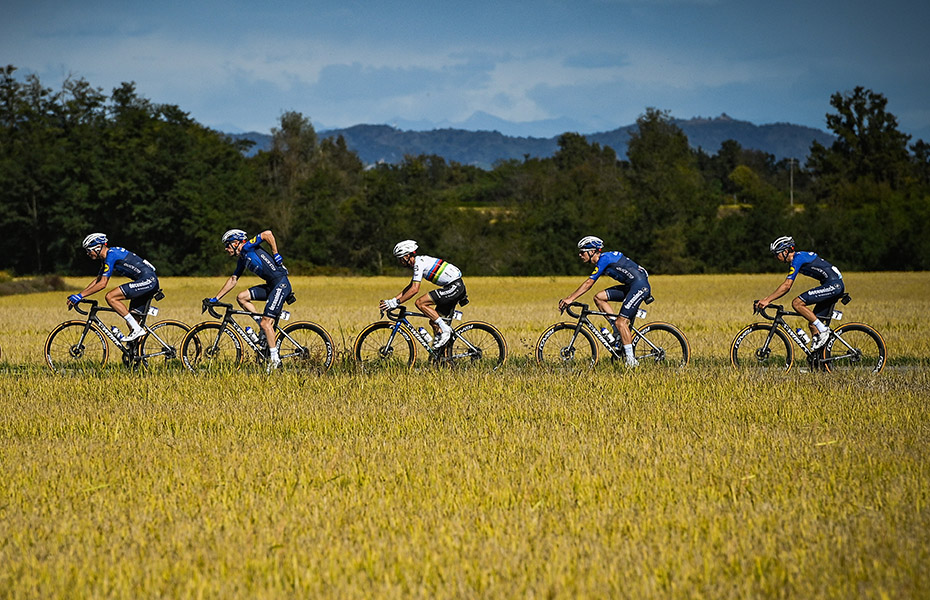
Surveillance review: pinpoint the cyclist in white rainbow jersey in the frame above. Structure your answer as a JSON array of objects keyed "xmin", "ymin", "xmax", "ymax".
[{"xmin": 380, "ymin": 240, "xmax": 466, "ymax": 349}]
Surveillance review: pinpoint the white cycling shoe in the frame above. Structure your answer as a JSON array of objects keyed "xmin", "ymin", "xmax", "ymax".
[
  {"xmin": 266, "ymin": 356, "xmax": 281, "ymax": 373},
  {"xmin": 121, "ymin": 328, "xmax": 147, "ymax": 342},
  {"xmin": 811, "ymin": 330, "xmax": 831, "ymax": 350},
  {"xmin": 625, "ymin": 355, "xmax": 640, "ymax": 368},
  {"xmin": 433, "ymin": 328, "xmax": 452, "ymax": 349}
]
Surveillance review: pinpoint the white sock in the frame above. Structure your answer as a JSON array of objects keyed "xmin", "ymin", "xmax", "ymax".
[
  {"xmin": 813, "ymin": 319, "xmax": 828, "ymax": 334},
  {"xmin": 623, "ymin": 344, "xmax": 634, "ymax": 358},
  {"xmin": 269, "ymin": 347, "xmax": 279, "ymax": 360},
  {"xmin": 124, "ymin": 314, "xmax": 142, "ymax": 331},
  {"xmin": 435, "ymin": 319, "xmax": 452, "ymax": 333}
]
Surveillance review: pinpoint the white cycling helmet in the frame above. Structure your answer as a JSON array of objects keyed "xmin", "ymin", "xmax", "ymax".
[
  {"xmin": 770, "ymin": 236, "xmax": 795, "ymax": 254},
  {"xmin": 577, "ymin": 235, "xmax": 604, "ymax": 251},
  {"xmin": 222, "ymin": 229, "xmax": 248, "ymax": 245},
  {"xmin": 82, "ymin": 233, "xmax": 108, "ymax": 250},
  {"xmin": 393, "ymin": 239, "xmax": 418, "ymax": 258}
]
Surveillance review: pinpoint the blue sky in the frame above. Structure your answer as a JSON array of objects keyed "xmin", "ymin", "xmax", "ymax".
[{"xmin": 4, "ymin": 0, "xmax": 929, "ymax": 140}]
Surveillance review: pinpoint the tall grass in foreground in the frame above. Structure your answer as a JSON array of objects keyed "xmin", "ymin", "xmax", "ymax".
[{"xmin": 0, "ymin": 273, "xmax": 928, "ymax": 597}]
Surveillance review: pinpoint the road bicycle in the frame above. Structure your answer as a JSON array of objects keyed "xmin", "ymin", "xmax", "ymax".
[
  {"xmin": 180, "ymin": 299, "xmax": 334, "ymax": 373},
  {"xmin": 535, "ymin": 299, "xmax": 690, "ymax": 369},
  {"xmin": 730, "ymin": 295, "xmax": 886, "ymax": 373},
  {"xmin": 45, "ymin": 291, "xmax": 190, "ymax": 374},
  {"xmin": 353, "ymin": 304, "xmax": 507, "ymax": 370}
]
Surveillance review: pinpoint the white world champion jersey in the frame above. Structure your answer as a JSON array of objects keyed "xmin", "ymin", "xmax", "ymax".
[{"xmin": 410, "ymin": 255, "xmax": 462, "ymax": 285}]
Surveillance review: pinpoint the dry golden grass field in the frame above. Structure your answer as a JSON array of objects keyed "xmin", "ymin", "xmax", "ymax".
[{"xmin": 1, "ymin": 273, "xmax": 928, "ymax": 598}]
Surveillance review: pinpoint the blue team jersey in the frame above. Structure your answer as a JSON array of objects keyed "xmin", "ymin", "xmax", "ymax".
[
  {"xmin": 97, "ymin": 247, "xmax": 156, "ymax": 280},
  {"xmin": 786, "ymin": 251, "xmax": 842, "ymax": 283},
  {"xmin": 588, "ymin": 251, "xmax": 648, "ymax": 284},
  {"xmin": 233, "ymin": 235, "xmax": 288, "ymax": 283}
]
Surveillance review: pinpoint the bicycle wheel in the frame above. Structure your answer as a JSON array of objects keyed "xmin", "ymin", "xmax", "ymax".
[
  {"xmin": 140, "ymin": 320, "xmax": 190, "ymax": 372},
  {"xmin": 181, "ymin": 322, "xmax": 243, "ymax": 373},
  {"xmin": 632, "ymin": 322, "xmax": 690, "ymax": 369},
  {"xmin": 823, "ymin": 323, "xmax": 887, "ymax": 374},
  {"xmin": 448, "ymin": 321, "xmax": 507, "ymax": 370},
  {"xmin": 45, "ymin": 321, "xmax": 109, "ymax": 374},
  {"xmin": 536, "ymin": 323, "xmax": 598, "ymax": 369},
  {"xmin": 730, "ymin": 323, "xmax": 794, "ymax": 372},
  {"xmin": 353, "ymin": 322, "xmax": 417, "ymax": 370},
  {"xmin": 277, "ymin": 321, "xmax": 335, "ymax": 373}
]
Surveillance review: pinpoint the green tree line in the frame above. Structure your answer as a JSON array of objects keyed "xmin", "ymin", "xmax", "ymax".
[{"xmin": 2, "ymin": 66, "xmax": 928, "ymax": 277}]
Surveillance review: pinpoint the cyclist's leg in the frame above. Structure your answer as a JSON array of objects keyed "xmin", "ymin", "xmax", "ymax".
[
  {"xmin": 109, "ymin": 277, "xmax": 158, "ymax": 337},
  {"xmin": 238, "ymin": 284, "xmax": 267, "ymax": 314},
  {"xmin": 794, "ymin": 282, "xmax": 844, "ymax": 335},
  {"xmin": 615, "ymin": 281, "xmax": 651, "ymax": 362},
  {"xmin": 422, "ymin": 280, "xmax": 464, "ymax": 345},
  {"xmin": 595, "ymin": 285, "xmax": 625, "ymax": 338},
  {"xmin": 262, "ymin": 279, "xmax": 291, "ymax": 366}
]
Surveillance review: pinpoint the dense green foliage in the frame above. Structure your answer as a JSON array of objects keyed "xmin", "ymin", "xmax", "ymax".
[{"xmin": 2, "ymin": 68, "xmax": 928, "ymax": 276}]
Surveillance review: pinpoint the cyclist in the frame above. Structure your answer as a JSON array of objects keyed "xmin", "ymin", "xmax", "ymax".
[
  {"xmin": 558, "ymin": 236, "xmax": 650, "ymax": 368},
  {"xmin": 66, "ymin": 233, "xmax": 158, "ymax": 342},
  {"xmin": 380, "ymin": 240, "xmax": 465, "ymax": 349},
  {"xmin": 209, "ymin": 228, "xmax": 290, "ymax": 371},
  {"xmin": 755, "ymin": 235, "xmax": 844, "ymax": 350}
]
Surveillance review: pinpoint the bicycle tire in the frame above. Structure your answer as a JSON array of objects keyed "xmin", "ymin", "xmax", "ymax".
[
  {"xmin": 277, "ymin": 321, "xmax": 335, "ymax": 373},
  {"xmin": 181, "ymin": 322, "xmax": 243, "ymax": 373},
  {"xmin": 448, "ymin": 321, "xmax": 507, "ymax": 370},
  {"xmin": 730, "ymin": 323, "xmax": 794, "ymax": 372},
  {"xmin": 140, "ymin": 320, "xmax": 190, "ymax": 371},
  {"xmin": 536, "ymin": 323, "xmax": 598, "ymax": 369},
  {"xmin": 632, "ymin": 322, "xmax": 690, "ymax": 369},
  {"xmin": 45, "ymin": 320, "xmax": 109, "ymax": 374},
  {"xmin": 823, "ymin": 322, "xmax": 887, "ymax": 374},
  {"xmin": 353, "ymin": 321, "xmax": 417, "ymax": 370}
]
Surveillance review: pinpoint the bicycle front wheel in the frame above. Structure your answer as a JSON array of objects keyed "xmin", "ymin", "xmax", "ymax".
[
  {"xmin": 823, "ymin": 322, "xmax": 887, "ymax": 374},
  {"xmin": 140, "ymin": 320, "xmax": 190, "ymax": 372},
  {"xmin": 730, "ymin": 323, "xmax": 793, "ymax": 372},
  {"xmin": 536, "ymin": 323, "xmax": 598, "ymax": 369},
  {"xmin": 45, "ymin": 321, "xmax": 109, "ymax": 374},
  {"xmin": 353, "ymin": 322, "xmax": 417, "ymax": 370},
  {"xmin": 277, "ymin": 321, "xmax": 335, "ymax": 373},
  {"xmin": 181, "ymin": 322, "xmax": 243, "ymax": 373},
  {"xmin": 633, "ymin": 322, "xmax": 690, "ymax": 369},
  {"xmin": 448, "ymin": 321, "xmax": 507, "ymax": 370}
]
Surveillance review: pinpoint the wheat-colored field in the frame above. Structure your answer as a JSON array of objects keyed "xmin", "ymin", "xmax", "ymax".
[{"xmin": 1, "ymin": 273, "xmax": 928, "ymax": 598}]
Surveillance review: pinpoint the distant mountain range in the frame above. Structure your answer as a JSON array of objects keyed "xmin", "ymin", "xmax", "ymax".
[{"xmin": 227, "ymin": 114, "xmax": 834, "ymax": 169}]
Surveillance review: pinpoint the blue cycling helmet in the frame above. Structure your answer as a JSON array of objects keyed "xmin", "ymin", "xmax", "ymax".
[
  {"xmin": 769, "ymin": 236, "xmax": 795, "ymax": 254},
  {"xmin": 577, "ymin": 235, "xmax": 604, "ymax": 251},
  {"xmin": 82, "ymin": 233, "xmax": 108, "ymax": 250},
  {"xmin": 222, "ymin": 229, "xmax": 248, "ymax": 245}
]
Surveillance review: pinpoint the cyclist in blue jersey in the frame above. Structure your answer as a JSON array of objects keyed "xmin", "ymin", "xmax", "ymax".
[
  {"xmin": 66, "ymin": 233, "xmax": 158, "ymax": 342},
  {"xmin": 755, "ymin": 235, "xmax": 845, "ymax": 350},
  {"xmin": 209, "ymin": 228, "xmax": 290, "ymax": 370},
  {"xmin": 380, "ymin": 240, "xmax": 464, "ymax": 349},
  {"xmin": 559, "ymin": 236, "xmax": 650, "ymax": 367}
]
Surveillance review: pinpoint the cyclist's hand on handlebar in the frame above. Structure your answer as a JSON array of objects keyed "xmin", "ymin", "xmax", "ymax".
[
  {"xmin": 207, "ymin": 297, "xmax": 218, "ymax": 303},
  {"xmin": 380, "ymin": 298, "xmax": 398, "ymax": 311},
  {"xmin": 558, "ymin": 298, "xmax": 570, "ymax": 312},
  {"xmin": 67, "ymin": 293, "xmax": 83, "ymax": 307},
  {"xmin": 753, "ymin": 299, "xmax": 766, "ymax": 313}
]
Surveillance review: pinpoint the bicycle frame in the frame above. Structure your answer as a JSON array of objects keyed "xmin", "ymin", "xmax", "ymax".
[
  {"xmin": 382, "ymin": 306, "xmax": 468, "ymax": 360},
  {"xmin": 562, "ymin": 301, "xmax": 651, "ymax": 358},
  {"xmin": 753, "ymin": 300, "xmax": 845, "ymax": 368},
  {"xmin": 200, "ymin": 300, "xmax": 300, "ymax": 360},
  {"xmin": 71, "ymin": 297, "xmax": 167, "ymax": 362}
]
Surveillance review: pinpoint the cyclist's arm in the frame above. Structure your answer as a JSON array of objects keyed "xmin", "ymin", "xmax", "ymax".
[
  {"xmin": 77, "ymin": 275, "xmax": 109, "ymax": 298},
  {"xmin": 254, "ymin": 230, "xmax": 279, "ymax": 254},
  {"xmin": 559, "ymin": 278, "xmax": 595, "ymax": 310},
  {"xmin": 756, "ymin": 278, "xmax": 794, "ymax": 309},
  {"xmin": 214, "ymin": 275, "xmax": 239, "ymax": 300},
  {"xmin": 395, "ymin": 280, "xmax": 420, "ymax": 304}
]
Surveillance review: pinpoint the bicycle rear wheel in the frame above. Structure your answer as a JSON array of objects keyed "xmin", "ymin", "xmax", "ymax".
[
  {"xmin": 730, "ymin": 323, "xmax": 794, "ymax": 372},
  {"xmin": 536, "ymin": 323, "xmax": 598, "ymax": 369},
  {"xmin": 140, "ymin": 320, "xmax": 190, "ymax": 372},
  {"xmin": 632, "ymin": 322, "xmax": 690, "ymax": 369},
  {"xmin": 448, "ymin": 321, "xmax": 507, "ymax": 370},
  {"xmin": 181, "ymin": 322, "xmax": 243, "ymax": 373},
  {"xmin": 823, "ymin": 323, "xmax": 886, "ymax": 374},
  {"xmin": 277, "ymin": 321, "xmax": 335, "ymax": 373},
  {"xmin": 354, "ymin": 322, "xmax": 417, "ymax": 370},
  {"xmin": 45, "ymin": 321, "xmax": 109, "ymax": 374}
]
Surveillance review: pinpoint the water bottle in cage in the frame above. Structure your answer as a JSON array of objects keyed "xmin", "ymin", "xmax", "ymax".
[
  {"xmin": 417, "ymin": 327, "xmax": 432, "ymax": 344},
  {"xmin": 245, "ymin": 326, "xmax": 260, "ymax": 344},
  {"xmin": 796, "ymin": 328, "xmax": 811, "ymax": 345},
  {"xmin": 600, "ymin": 327, "xmax": 615, "ymax": 344}
]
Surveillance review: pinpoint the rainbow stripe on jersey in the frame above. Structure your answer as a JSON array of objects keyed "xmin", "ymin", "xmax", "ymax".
[{"xmin": 424, "ymin": 259, "xmax": 450, "ymax": 283}]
